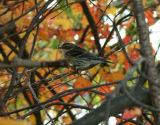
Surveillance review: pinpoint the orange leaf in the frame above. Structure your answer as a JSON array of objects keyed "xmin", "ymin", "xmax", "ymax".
[
  {"xmin": 28, "ymin": 114, "xmax": 36, "ymax": 125},
  {"xmin": 102, "ymin": 73, "xmax": 113, "ymax": 83},
  {"xmin": 112, "ymin": 71, "xmax": 125, "ymax": 81},
  {"xmin": 54, "ymin": 81, "xmax": 74, "ymax": 102},
  {"xmin": 122, "ymin": 107, "xmax": 142, "ymax": 120},
  {"xmin": 62, "ymin": 116, "xmax": 72, "ymax": 124},
  {"xmin": 98, "ymin": 86, "xmax": 112, "ymax": 100},
  {"xmin": 38, "ymin": 28, "xmax": 49, "ymax": 41},
  {"xmin": 6, "ymin": 98, "xmax": 16, "ymax": 105},
  {"xmin": 58, "ymin": 30, "xmax": 81, "ymax": 42},
  {"xmin": 26, "ymin": 92, "xmax": 34, "ymax": 104},
  {"xmin": 117, "ymin": 52, "xmax": 126, "ymax": 64},
  {"xmin": 102, "ymin": 71, "xmax": 124, "ymax": 83},
  {"xmin": 73, "ymin": 76, "xmax": 92, "ymax": 94},
  {"xmin": 130, "ymin": 51, "xmax": 140, "ymax": 60},
  {"xmin": 145, "ymin": 10, "xmax": 156, "ymax": 26},
  {"xmin": 74, "ymin": 76, "xmax": 92, "ymax": 88}
]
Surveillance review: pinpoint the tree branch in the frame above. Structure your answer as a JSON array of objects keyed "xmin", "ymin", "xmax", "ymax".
[
  {"xmin": 132, "ymin": 0, "xmax": 160, "ymax": 124},
  {"xmin": 0, "ymin": 57, "xmax": 68, "ymax": 69},
  {"xmin": 71, "ymin": 89, "xmax": 150, "ymax": 125},
  {"xmin": 80, "ymin": 1, "xmax": 101, "ymax": 51}
]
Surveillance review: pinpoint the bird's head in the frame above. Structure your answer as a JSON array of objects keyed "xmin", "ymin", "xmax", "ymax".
[
  {"xmin": 59, "ymin": 43, "xmax": 78, "ymax": 54},
  {"xmin": 59, "ymin": 43, "xmax": 75, "ymax": 50}
]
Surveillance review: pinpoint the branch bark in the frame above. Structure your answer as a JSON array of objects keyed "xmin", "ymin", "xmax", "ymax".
[
  {"xmin": 132, "ymin": 0, "xmax": 160, "ymax": 124},
  {"xmin": 0, "ymin": 57, "xmax": 68, "ymax": 69},
  {"xmin": 80, "ymin": 1, "xmax": 101, "ymax": 52}
]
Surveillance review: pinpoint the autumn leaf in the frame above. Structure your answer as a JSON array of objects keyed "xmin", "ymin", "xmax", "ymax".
[
  {"xmin": 145, "ymin": 10, "xmax": 156, "ymax": 26},
  {"xmin": 123, "ymin": 36, "xmax": 131, "ymax": 44},
  {"xmin": 106, "ymin": 7, "xmax": 117, "ymax": 15},
  {"xmin": 98, "ymin": 86, "xmax": 112, "ymax": 100},
  {"xmin": 102, "ymin": 71, "xmax": 124, "ymax": 83},
  {"xmin": 0, "ymin": 0, "xmax": 159, "ymax": 124},
  {"xmin": 122, "ymin": 107, "xmax": 142, "ymax": 120},
  {"xmin": 102, "ymin": 73, "xmax": 113, "ymax": 83},
  {"xmin": 112, "ymin": 71, "xmax": 125, "ymax": 81},
  {"xmin": 127, "ymin": 43, "xmax": 140, "ymax": 62},
  {"xmin": 53, "ymin": 80, "xmax": 74, "ymax": 102},
  {"xmin": 0, "ymin": 119, "xmax": 31, "ymax": 125},
  {"xmin": 62, "ymin": 116, "xmax": 72, "ymax": 124},
  {"xmin": 88, "ymin": 66, "xmax": 98, "ymax": 76},
  {"xmin": 73, "ymin": 76, "xmax": 92, "ymax": 94},
  {"xmin": 124, "ymin": 61, "xmax": 131, "ymax": 71},
  {"xmin": 0, "ymin": 9, "xmax": 12, "ymax": 23},
  {"xmin": 26, "ymin": 92, "xmax": 34, "ymax": 104},
  {"xmin": 27, "ymin": 114, "xmax": 36, "ymax": 125},
  {"xmin": 117, "ymin": 52, "xmax": 126, "ymax": 64},
  {"xmin": 49, "ymin": 49, "xmax": 62, "ymax": 61},
  {"xmin": 58, "ymin": 30, "xmax": 81, "ymax": 42},
  {"xmin": 6, "ymin": 98, "xmax": 16, "ymax": 105},
  {"xmin": 53, "ymin": 12, "xmax": 74, "ymax": 30},
  {"xmin": 38, "ymin": 28, "xmax": 49, "ymax": 41}
]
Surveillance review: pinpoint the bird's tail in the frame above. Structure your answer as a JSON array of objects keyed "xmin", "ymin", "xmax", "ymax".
[
  {"xmin": 100, "ymin": 58, "xmax": 114, "ymax": 66},
  {"xmin": 99, "ymin": 57, "xmax": 113, "ymax": 64},
  {"xmin": 105, "ymin": 60, "xmax": 113, "ymax": 64}
]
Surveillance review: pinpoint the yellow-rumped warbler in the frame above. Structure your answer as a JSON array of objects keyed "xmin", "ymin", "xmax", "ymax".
[{"xmin": 59, "ymin": 43, "xmax": 112, "ymax": 70}]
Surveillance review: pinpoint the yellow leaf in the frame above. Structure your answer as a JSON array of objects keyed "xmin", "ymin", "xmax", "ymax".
[
  {"xmin": 53, "ymin": 13, "xmax": 73, "ymax": 30},
  {"xmin": 106, "ymin": 7, "xmax": 117, "ymax": 15},
  {"xmin": 2, "ymin": 43, "xmax": 17, "ymax": 60},
  {"xmin": 156, "ymin": 6, "xmax": 160, "ymax": 17},
  {"xmin": 50, "ymin": 49, "xmax": 62, "ymax": 60},
  {"xmin": 142, "ymin": 0, "xmax": 146, "ymax": 7},
  {"xmin": 93, "ymin": 74, "xmax": 101, "ymax": 83},
  {"xmin": 28, "ymin": 114, "xmax": 36, "ymax": 125},
  {"xmin": 99, "ymin": 66, "xmax": 110, "ymax": 74},
  {"xmin": 117, "ymin": 52, "xmax": 126, "ymax": 64},
  {"xmin": 19, "ymin": 31, "xmax": 26, "ymax": 38},
  {"xmin": 88, "ymin": 66, "xmax": 98, "ymax": 75},
  {"xmin": 0, "ymin": 9, "xmax": 12, "ymax": 23},
  {"xmin": 0, "ymin": 119, "xmax": 31, "ymax": 125}
]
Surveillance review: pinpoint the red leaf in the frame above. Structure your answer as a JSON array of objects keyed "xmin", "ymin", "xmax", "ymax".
[
  {"xmin": 124, "ymin": 61, "xmax": 131, "ymax": 71},
  {"xmin": 123, "ymin": 36, "xmax": 131, "ymax": 44},
  {"xmin": 122, "ymin": 107, "xmax": 142, "ymax": 120}
]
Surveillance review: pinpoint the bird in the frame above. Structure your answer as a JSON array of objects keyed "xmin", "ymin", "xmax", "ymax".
[{"xmin": 59, "ymin": 42, "xmax": 112, "ymax": 70}]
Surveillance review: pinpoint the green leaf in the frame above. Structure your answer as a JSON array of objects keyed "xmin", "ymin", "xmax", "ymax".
[
  {"xmin": 37, "ymin": 40, "xmax": 48, "ymax": 48},
  {"xmin": 34, "ymin": 51, "xmax": 50, "ymax": 60},
  {"xmin": 91, "ymin": 95, "xmax": 101, "ymax": 105},
  {"xmin": 49, "ymin": 38, "xmax": 61, "ymax": 49}
]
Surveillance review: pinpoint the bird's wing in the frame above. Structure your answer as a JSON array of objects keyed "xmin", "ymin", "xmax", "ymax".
[
  {"xmin": 65, "ymin": 47, "xmax": 112, "ymax": 63},
  {"xmin": 65, "ymin": 49, "xmax": 97, "ymax": 59}
]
